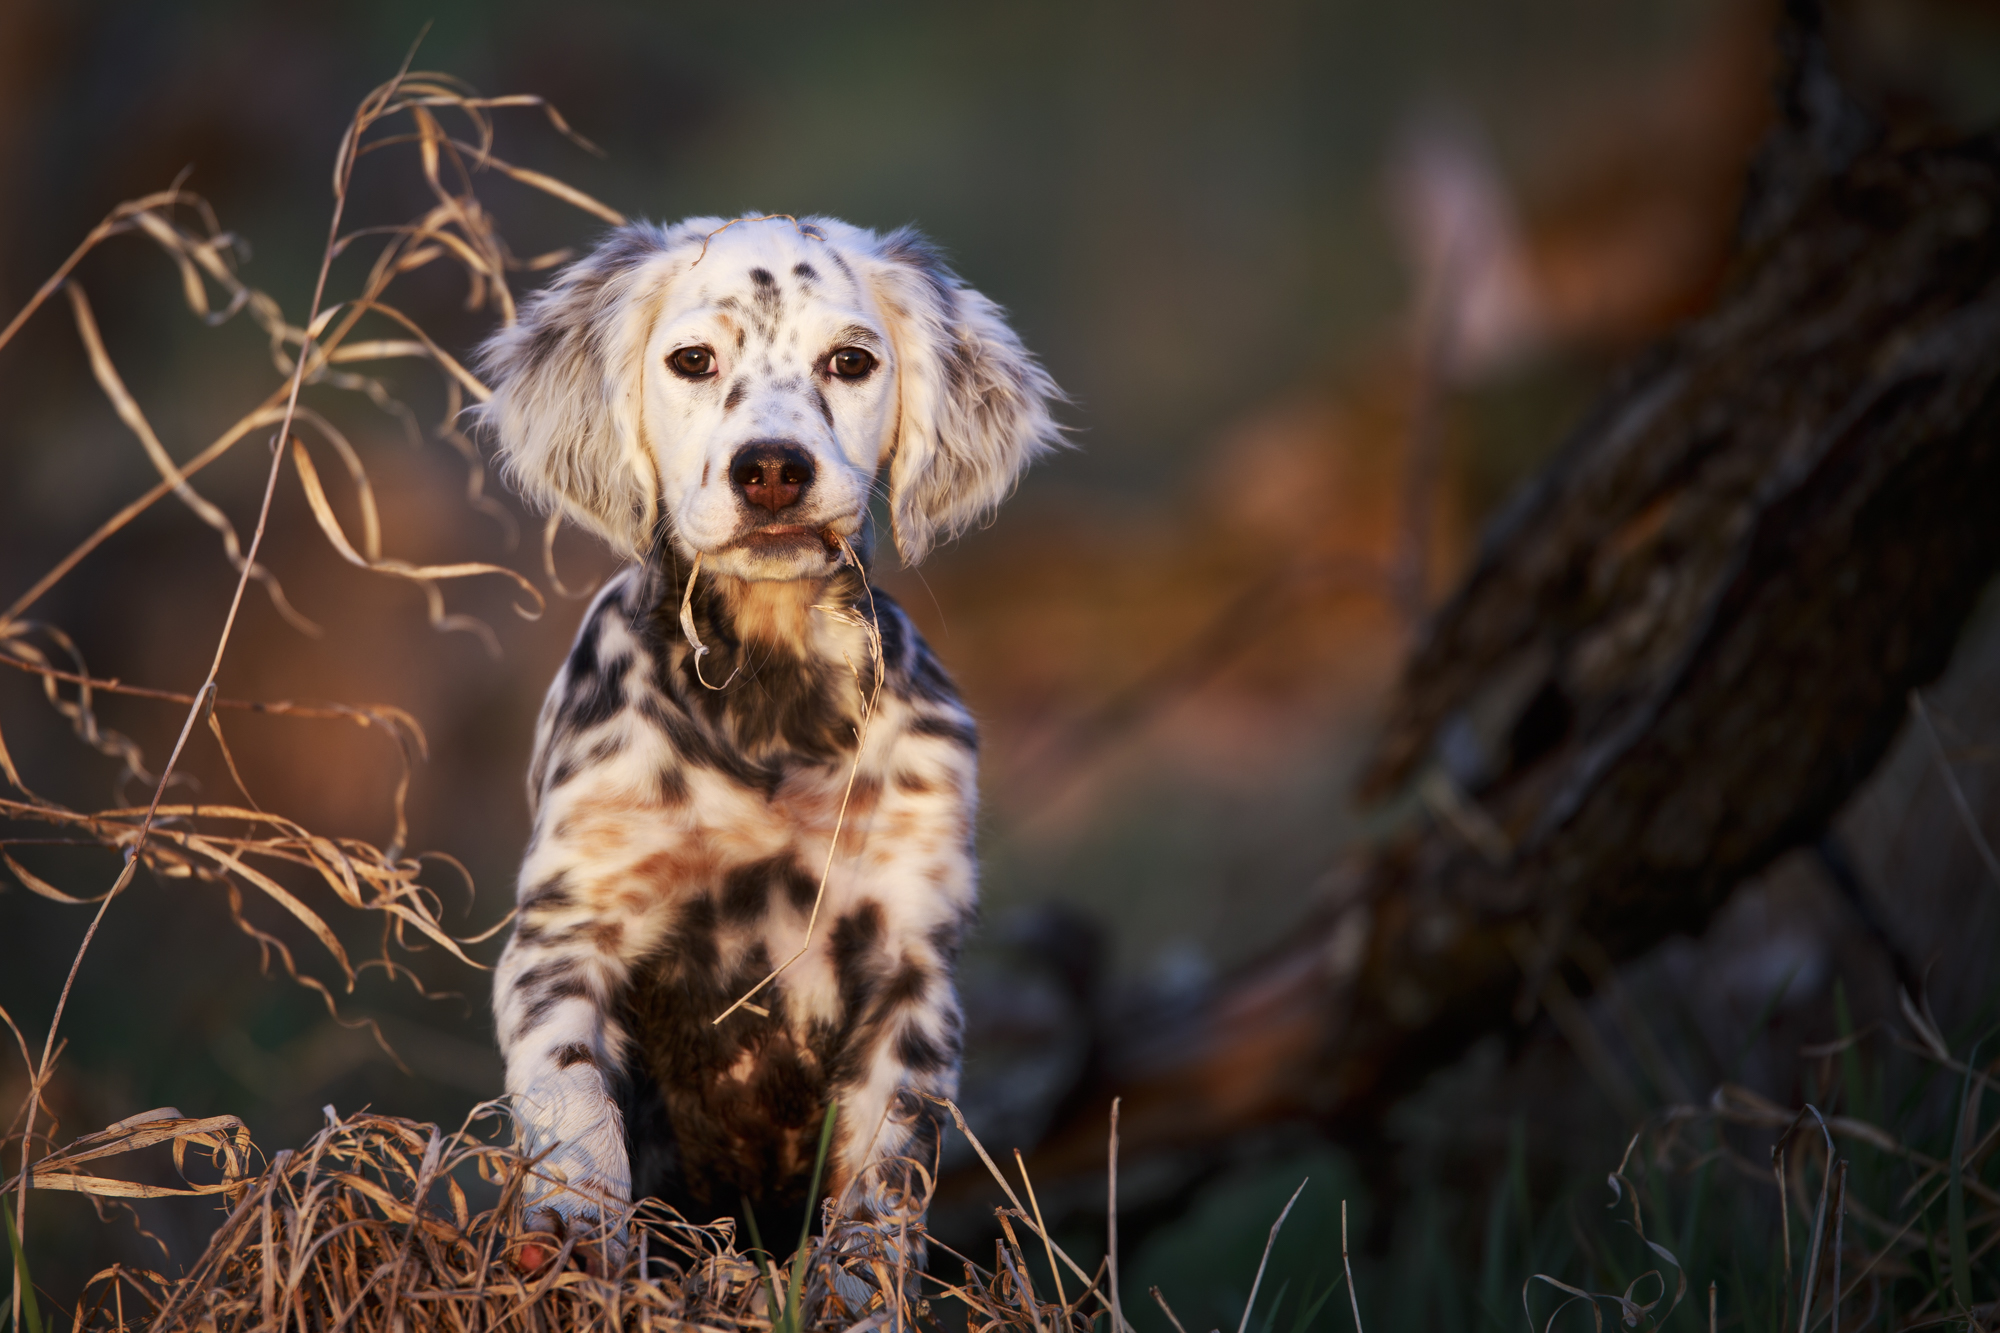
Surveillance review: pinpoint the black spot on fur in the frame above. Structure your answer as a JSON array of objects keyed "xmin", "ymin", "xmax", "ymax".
[
  {"xmin": 558, "ymin": 616, "xmax": 628, "ymax": 731},
  {"xmin": 749, "ymin": 268, "xmax": 775, "ymax": 287},
  {"xmin": 896, "ymin": 1025, "xmax": 949, "ymax": 1074},
  {"xmin": 663, "ymin": 895, "xmax": 722, "ymax": 976},
  {"xmin": 512, "ymin": 876, "xmax": 574, "ymax": 946},
  {"xmin": 792, "ymin": 262, "xmax": 818, "ymax": 283},
  {"xmin": 880, "ymin": 959, "xmax": 929, "ymax": 1010},
  {"xmin": 723, "ymin": 379, "xmax": 747, "ymax": 411},
  {"xmin": 510, "ymin": 963, "xmax": 591, "ymax": 1046},
  {"xmin": 719, "ymin": 855, "xmax": 816, "ymax": 923},
  {"xmin": 521, "ymin": 876, "xmax": 573, "ymax": 916},
  {"xmin": 874, "ymin": 599, "xmax": 909, "ymax": 667},
  {"xmin": 555, "ymin": 1042, "xmax": 597, "ymax": 1069},
  {"xmin": 669, "ymin": 590, "xmax": 860, "ymax": 765},
  {"xmin": 831, "ymin": 901, "xmax": 886, "ymax": 1013},
  {"xmin": 906, "ymin": 645, "xmax": 957, "ymax": 705},
  {"xmin": 807, "ymin": 384, "xmax": 833, "ymax": 428},
  {"xmin": 909, "ymin": 712, "xmax": 978, "ymax": 753}
]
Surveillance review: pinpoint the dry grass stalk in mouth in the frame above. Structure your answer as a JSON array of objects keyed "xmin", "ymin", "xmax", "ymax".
[{"xmin": 0, "ymin": 51, "xmax": 634, "ymax": 1324}]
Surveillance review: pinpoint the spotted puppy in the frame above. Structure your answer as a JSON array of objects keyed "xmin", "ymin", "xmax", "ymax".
[{"xmin": 477, "ymin": 215, "xmax": 1060, "ymax": 1263}]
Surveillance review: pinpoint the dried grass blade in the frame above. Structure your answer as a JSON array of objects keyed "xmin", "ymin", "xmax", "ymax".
[
  {"xmin": 65, "ymin": 283, "xmax": 320, "ymax": 638},
  {"xmin": 343, "ymin": 300, "xmax": 491, "ymax": 400},
  {"xmin": 1016, "ymin": 1148, "xmax": 1067, "ymax": 1320},
  {"xmin": 184, "ymin": 837, "xmax": 356, "ymax": 985},
  {"xmin": 4, "ymin": 853, "xmax": 109, "ymax": 905},
  {"xmin": 0, "ymin": 188, "xmax": 189, "ymax": 358},
  {"xmin": 443, "ymin": 141, "xmax": 625, "ymax": 224},
  {"xmin": 27, "ymin": 1174, "xmax": 235, "ymax": 1201},
  {"xmin": 291, "ymin": 438, "xmax": 543, "ymax": 613},
  {"xmin": 0, "ymin": 403, "xmax": 290, "ymax": 631}
]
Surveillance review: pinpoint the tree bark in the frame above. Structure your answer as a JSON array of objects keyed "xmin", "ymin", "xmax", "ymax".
[{"xmin": 1009, "ymin": 23, "xmax": 2000, "ymax": 1184}]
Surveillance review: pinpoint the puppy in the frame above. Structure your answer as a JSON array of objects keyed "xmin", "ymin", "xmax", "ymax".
[{"xmin": 477, "ymin": 215, "xmax": 1060, "ymax": 1266}]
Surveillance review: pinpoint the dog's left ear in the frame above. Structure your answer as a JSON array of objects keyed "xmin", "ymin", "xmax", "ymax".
[
  {"xmin": 474, "ymin": 224, "xmax": 684, "ymax": 558},
  {"xmin": 864, "ymin": 229, "xmax": 1063, "ymax": 564}
]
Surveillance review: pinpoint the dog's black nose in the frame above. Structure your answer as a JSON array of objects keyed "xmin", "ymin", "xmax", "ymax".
[{"xmin": 729, "ymin": 443, "xmax": 814, "ymax": 514}]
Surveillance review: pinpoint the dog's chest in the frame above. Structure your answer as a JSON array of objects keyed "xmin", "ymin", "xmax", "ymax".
[{"xmin": 611, "ymin": 772, "xmax": 924, "ymax": 1210}]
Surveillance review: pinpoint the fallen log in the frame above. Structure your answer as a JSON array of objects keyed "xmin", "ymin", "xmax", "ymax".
[{"xmin": 1013, "ymin": 9, "xmax": 2000, "ymax": 1185}]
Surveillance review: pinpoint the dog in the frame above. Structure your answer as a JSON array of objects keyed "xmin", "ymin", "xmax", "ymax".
[{"xmin": 476, "ymin": 215, "xmax": 1061, "ymax": 1268}]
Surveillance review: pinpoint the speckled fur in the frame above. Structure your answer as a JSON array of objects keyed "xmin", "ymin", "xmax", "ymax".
[{"xmin": 476, "ymin": 215, "xmax": 1060, "ymax": 1262}]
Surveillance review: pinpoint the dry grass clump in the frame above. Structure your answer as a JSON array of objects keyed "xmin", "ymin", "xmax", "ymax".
[
  {"xmin": 1, "ymin": 1099, "xmax": 1152, "ymax": 1333},
  {"xmin": 1523, "ymin": 990, "xmax": 1999, "ymax": 1332}
]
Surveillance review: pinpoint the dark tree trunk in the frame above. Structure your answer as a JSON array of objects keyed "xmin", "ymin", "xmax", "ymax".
[{"xmin": 1005, "ymin": 14, "xmax": 2000, "ymax": 1185}]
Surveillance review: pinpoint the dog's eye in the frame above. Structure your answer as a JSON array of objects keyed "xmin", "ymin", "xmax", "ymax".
[
  {"xmin": 668, "ymin": 346, "xmax": 715, "ymax": 378},
  {"xmin": 827, "ymin": 347, "xmax": 876, "ymax": 380}
]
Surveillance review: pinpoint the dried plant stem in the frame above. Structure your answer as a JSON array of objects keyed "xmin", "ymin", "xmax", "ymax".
[
  {"xmin": 1237, "ymin": 1177, "xmax": 1307, "ymax": 1333},
  {"xmin": 0, "ymin": 187, "xmax": 193, "ymax": 360},
  {"xmin": 938, "ymin": 1099, "xmax": 1119, "ymax": 1317},
  {"xmin": 0, "ymin": 403, "xmax": 292, "ymax": 633},
  {"xmin": 1017, "ymin": 1147, "xmax": 1068, "ymax": 1322},
  {"xmin": 1108, "ymin": 1097, "xmax": 1129, "ymax": 1333},
  {"xmin": 1151, "ymin": 1286, "xmax": 1192, "ymax": 1333}
]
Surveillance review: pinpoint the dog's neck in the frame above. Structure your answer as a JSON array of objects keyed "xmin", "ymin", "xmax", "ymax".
[
  {"xmin": 640, "ymin": 559, "xmax": 877, "ymax": 765},
  {"xmin": 704, "ymin": 575, "xmax": 825, "ymax": 651}
]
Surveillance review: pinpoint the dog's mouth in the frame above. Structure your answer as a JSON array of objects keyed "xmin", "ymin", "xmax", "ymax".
[{"xmin": 731, "ymin": 524, "xmax": 849, "ymax": 559}]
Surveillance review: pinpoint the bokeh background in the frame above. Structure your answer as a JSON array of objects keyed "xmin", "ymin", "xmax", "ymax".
[{"xmin": 4, "ymin": 0, "xmax": 2000, "ymax": 1324}]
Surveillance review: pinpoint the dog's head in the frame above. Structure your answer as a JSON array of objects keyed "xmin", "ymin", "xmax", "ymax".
[{"xmin": 476, "ymin": 215, "xmax": 1062, "ymax": 578}]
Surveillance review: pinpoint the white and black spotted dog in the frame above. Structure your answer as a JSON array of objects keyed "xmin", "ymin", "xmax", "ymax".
[{"xmin": 476, "ymin": 215, "xmax": 1060, "ymax": 1268}]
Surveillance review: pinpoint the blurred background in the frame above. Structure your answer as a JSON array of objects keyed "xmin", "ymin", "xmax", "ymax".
[{"xmin": 3, "ymin": 0, "xmax": 2000, "ymax": 1324}]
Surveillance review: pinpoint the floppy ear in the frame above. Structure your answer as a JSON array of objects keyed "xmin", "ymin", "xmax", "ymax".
[
  {"xmin": 474, "ymin": 223, "xmax": 686, "ymax": 558},
  {"xmin": 865, "ymin": 229, "xmax": 1064, "ymax": 565}
]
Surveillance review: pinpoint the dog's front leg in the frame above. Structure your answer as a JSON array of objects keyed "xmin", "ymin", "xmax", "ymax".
[{"xmin": 493, "ymin": 912, "xmax": 635, "ymax": 1270}]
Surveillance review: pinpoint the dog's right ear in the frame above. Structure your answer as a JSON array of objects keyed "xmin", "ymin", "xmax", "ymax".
[{"xmin": 475, "ymin": 224, "xmax": 683, "ymax": 558}]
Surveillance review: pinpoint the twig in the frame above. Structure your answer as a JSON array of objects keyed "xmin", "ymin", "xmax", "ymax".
[{"xmin": 1237, "ymin": 1178, "xmax": 1308, "ymax": 1333}]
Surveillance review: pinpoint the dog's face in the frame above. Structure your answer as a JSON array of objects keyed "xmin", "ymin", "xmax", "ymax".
[
  {"xmin": 478, "ymin": 216, "xmax": 1061, "ymax": 574},
  {"xmin": 640, "ymin": 225, "xmax": 898, "ymax": 582}
]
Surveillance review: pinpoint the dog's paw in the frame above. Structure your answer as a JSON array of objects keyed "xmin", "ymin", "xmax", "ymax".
[
  {"xmin": 515, "ymin": 1192, "xmax": 627, "ymax": 1277},
  {"xmin": 513, "ymin": 1078, "xmax": 632, "ymax": 1275}
]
